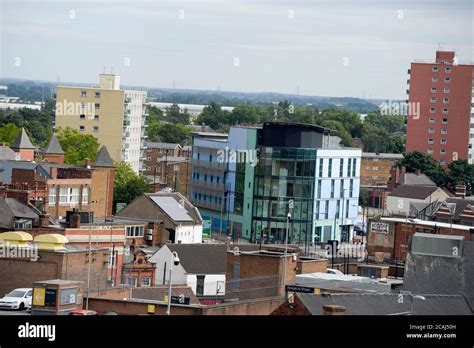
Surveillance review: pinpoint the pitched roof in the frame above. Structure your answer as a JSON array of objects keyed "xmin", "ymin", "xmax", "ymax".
[
  {"xmin": 397, "ymin": 172, "xmax": 436, "ymax": 186},
  {"xmin": 296, "ymin": 293, "xmax": 472, "ymax": 315},
  {"xmin": 10, "ymin": 128, "xmax": 35, "ymax": 150},
  {"xmin": 167, "ymin": 244, "xmax": 228, "ymax": 274},
  {"xmin": 388, "ymin": 184, "xmax": 440, "ymax": 199},
  {"xmin": 145, "ymin": 142, "xmax": 181, "ymax": 150},
  {"xmin": 0, "ymin": 146, "xmax": 17, "ymax": 160},
  {"xmin": 44, "ymin": 134, "xmax": 64, "ymax": 155},
  {"xmin": 132, "ymin": 286, "xmax": 200, "ymax": 304},
  {"xmin": 436, "ymin": 197, "xmax": 474, "ymax": 219},
  {"xmin": 0, "ymin": 161, "xmax": 51, "ymax": 184},
  {"xmin": 0, "ymin": 197, "xmax": 39, "ymax": 229},
  {"xmin": 92, "ymin": 146, "xmax": 115, "ymax": 168}
]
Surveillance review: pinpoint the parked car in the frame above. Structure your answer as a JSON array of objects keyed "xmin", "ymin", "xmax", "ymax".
[
  {"xmin": 0, "ymin": 288, "xmax": 32, "ymax": 310},
  {"xmin": 68, "ymin": 310, "xmax": 98, "ymax": 316}
]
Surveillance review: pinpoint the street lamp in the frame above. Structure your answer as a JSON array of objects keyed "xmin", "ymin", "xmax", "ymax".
[
  {"xmin": 166, "ymin": 251, "xmax": 180, "ymax": 315},
  {"xmin": 283, "ymin": 199, "xmax": 293, "ymax": 288},
  {"xmin": 410, "ymin": 295, "xmax": 426, "ymax": 315}
]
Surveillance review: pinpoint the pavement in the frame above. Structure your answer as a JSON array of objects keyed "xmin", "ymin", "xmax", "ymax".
[{"xmin": 0, "ymin": 309, "xmax": 30, "ymax": 315}]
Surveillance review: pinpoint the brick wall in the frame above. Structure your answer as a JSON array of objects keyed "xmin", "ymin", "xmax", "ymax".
[
  {"xmin": 271, "ymin": 295, "xmax": 311, "ymax": 315},
  {"xmin": 296, "ymin": 258, "xmax": 328, "ymax": 274}
]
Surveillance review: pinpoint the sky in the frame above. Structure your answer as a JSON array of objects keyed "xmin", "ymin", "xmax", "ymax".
[{"xmin": 0, "ymin": 0, "xmax": 473, "ymax": 100}]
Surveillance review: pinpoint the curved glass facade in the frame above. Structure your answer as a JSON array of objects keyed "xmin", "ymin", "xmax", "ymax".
[{"xmin": 252, "ymin": 146, "xmax": 316, "ymax": 244}]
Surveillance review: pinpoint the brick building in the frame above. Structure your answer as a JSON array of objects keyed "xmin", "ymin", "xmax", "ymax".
[
  {"xmin": 360, "ymin": 152, "xmax": 403, "ymax": 187},
  {"xmin": 367, "ymin": 217, "xmax": 472, "ymax": 261},
  {"xmin": 10, "ymin": 128, "xmax": 35, "ymax": 161},
  {"xmin": 406, "ymin": 51, "xmax": 474, "ymax": 166},
  {"xmin": 225, "ymin": 250, "xmax": 298, "ymax": 301},
  {"xmin": 0, "ymin": 231, "xmax": 110, "ymax": 296}
]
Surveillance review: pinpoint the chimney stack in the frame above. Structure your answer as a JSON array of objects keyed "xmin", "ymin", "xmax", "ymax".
[
  {"xmin": 323, "ymin": 304, "xmax": 346, "ymax": 316},
  {"xmin": 69, "ymin": 209, "xmax": 81, "ymax": 229}
]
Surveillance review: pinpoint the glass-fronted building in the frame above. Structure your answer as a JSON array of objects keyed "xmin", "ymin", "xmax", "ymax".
[{"xmin": 188, "ymin": 122, "xmax": 361, "ymax": 244}]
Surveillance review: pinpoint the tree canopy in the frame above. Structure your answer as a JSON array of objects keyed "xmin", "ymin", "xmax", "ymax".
[
  {"xmin": 56, "ymin": 127, "xmax": 100, "ymax": 165},
  {"xmin": 113, "ymin": 162, "xmax": 150, "ymax": 211}
]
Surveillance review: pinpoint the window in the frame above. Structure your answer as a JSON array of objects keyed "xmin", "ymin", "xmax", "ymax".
[
  {"xmin": 442, "ymin": 108, "xmax": 448, "ymax": 114},
  {"xmin": 79, "ymin": 126, "xmax": 85, "ymax": 131},
  {"xmin": 428, "ymin": 128, "xmax": 434, "ymax": 133},
  {"xmin": 443, "ymin": 97, "xmax": 449, "ymax": 104},
  {"xmin": 444, "ymin": 88, "xmax": 450, "ymax": 93},
  {"xmin": 336, "ymin": 200, "xmax": 340, "ymax": 219},
  {"xmin": 330, "ymin": 179, "xmax": 335, "ymax": 198},
  {"xmin": 141, "ymin": 277, "xmax": 151, "ymax": 287},
  {"xmin": 339, "ymin": 159, "xmax": 343, "ymax": 177},
  {"xmin": 59, "ymin": 187, "xmax": 80, "ymax": 204},
  {"xmin": 340, "ymin": 180, "xmax": 344, "ymax": 197},
  {"xmin": 48, "ymin": 187, "xmax": 56, "ymax": 205},
  {"xmin": 352, "ymin": 159, "xmax": 356, "ymax": 177},
  {"xmin": 324, "ymin": 201, "xmax": 329, "ymax": 219},
  {"xmin": 440, "ymin": 159, "xmax": 446, "ymax": 166},
  {"xmin": 95, "ymin": 92, "xmax": 101, "ymax": 98},
  {"xmin": 441, "ymin": 128, "xmax": 447, "ymax": 134},
  {"xmin": 318, "ymin": 159, "xmax": 323, "ymax": 177},
  {"xmin": 430, "ymin": 97, "xmax": 436, "ymax": 103},
  {"xmin": 147, "ymin": 157, "xmax": 151, "ymax": 161},
  {"xmin": 445, "ymin": 67, "xmax": 451, "ymax": 73},
  {"xmin": 81, "ymin": 91, "xmax": 87, "ymax": 97},
  {"xmin": 82, "ymin": 187, "xmax": 89, "ymax": 204},
  {"xmin": 328, "ymin": 159, "xmax": 332, "ymax": 177},
  {"xmin": 432, "ymin": 66, "xmax": 438, "ymax": 72},
  {"xmin": 427, "ymin": 148, "xmax": 433, "ymax": 154},
  {"xmin": 345, "ymin": 200, "xmax": 349, "ymax": 218},
  {"xmin": 431, "ymin": 87, "xmax": 437, "ymax": 93},
  {"xmin": 440, "ymin": 139, "xmax": 447, "ymax": 144},
  {"xmin": 440, "ymin": 149, "xmax": 446, "ymax": 155},
  {"xmin": 349, "ymin": 179, "xmax": 353, "ymax": 198},
  {"xmin": 94, "ymin": 115, "xmax": 99, "ymax": 120},
  {"xmin": 444, "ymin": 77, "xmax": 451, "ymax": 83},
  {"xmin": 430, "ymin": 107, "xmax": 435, "ymax": 113},
  {"xmin": 317, "ymin": 180, "xmax": 321, "ymax": 199},
  {"xmin": 93, "ymin": 126, "xmax": 99, "ymax": 132},
  {"xmin": 429, "ymin": 117, "xmax": 435, "ymax": 123},
  {"xmin": 126, "ymin": 225, "xmax": 145, "ymax": 237},
  {"xmin": 347, "ymin": 158, "xmax": 351, "ymax": 177},
  {"xmin": 128, "ymin": 277, "xmax": 137, "ymax": 287},
  {"xmin": 95, "ymin": 103, "xmax": 100, "ymax": 109},
  {"xmin": 196, "ymin": 275, "xmax": 205, "ymax": 296},
  {"xmin": 428, "ymin": 138, "xmax": 434, "ymax": 144},
  {"xmin": 442, "ymin": 118, "xmax": 448, "ymax": 124},
  {"xmin": 432, "ymin": 77, "xmax": 438, "ymax": 82},
  {"xmin": 80, "ymin": 114, "xmax": 85, "ymax": 119}
]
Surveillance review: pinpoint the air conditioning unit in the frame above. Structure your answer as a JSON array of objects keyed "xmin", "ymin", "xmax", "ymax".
[
  {"xmin": 146, "ymin": 229, "xmax": 153, "ymax": 236},
  {"xmin": 145, "ymin": 235, "xmax": 153, "ymax": 241}
]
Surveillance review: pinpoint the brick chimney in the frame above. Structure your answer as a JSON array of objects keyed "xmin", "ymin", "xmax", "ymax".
[
  {"xmin": 323, "ymin": 304, "xmax": 346, "ymax": 316},
  {"xmin": 39, "ymin": 213, "xmax": 50, "ymax": 228},
  {"xmin": 49, "ymin": 167, "xmax": 58, "ymax": 179},
  {"xmin": 69, "ymin": 209, "xmax": 81, "ymax": 229},
  {"xmin": 389, "ymin": 167, "xmax": 400, "ymax": 191}
]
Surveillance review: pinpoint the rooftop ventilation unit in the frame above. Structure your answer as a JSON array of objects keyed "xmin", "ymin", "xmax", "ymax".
[{"xmin": 410, "ymin": 232, "xmax": 463, "ymax": 258}]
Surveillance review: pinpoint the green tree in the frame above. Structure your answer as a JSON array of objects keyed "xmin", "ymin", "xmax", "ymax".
[
  {"xmin": 387, "ymin": 134, "xmax": 405, "ymax": 154},
  {"xmin": 165, "ymin": 103, "xmax": 190, "ymax": 124},
  {"xmin": 320, "ymin": 120, "xmax": 353, "ymax": 146},
  {"xmin": 317, "ymin": 108, "xmax": 363, "ymax": 138},
  {"xmin": 196, "ymin": 102, "xmax": 230, "ymax": 130},
  {"xmin": 56, "ymin": 127, "xmax": 100, "ymax": 165},
  {"xmin": 447, "ymin": 160, "xmax": 474, "ymax": 195},
  {"xmin": 156, "ymin": 123, "xmax": 192, "ymax": 144},
  {"xmin": 399, "ymin": 151, "xmax": 439, "ymax": 173},
  {"xmin": 0, "ymin": 123, "xmax": 21, "ymax": 145},
  {"xmin": 113, "ymin": 162, "xmax": 150, "ymax": 210},
  {"xmin": 147, "ymin": 105, "xmax": 164, "ymax": 123},
  {"xmin": 359, "ymin": 189, "xmax": 369, "ymax": 207},
  {"xmin": 365, "ymin": 110, "xmax": 406, "ymax": 133}
]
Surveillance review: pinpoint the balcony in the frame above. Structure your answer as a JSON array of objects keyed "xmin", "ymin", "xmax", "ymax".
[
  {"xmin": 190, "ymin": 179, "xmax": 225, "ymax": 191},
  {"xmin": 190, "ymin": 158, "xmax": 226, "ymax": 170},
  {"xmin": 122, "ymin": 132, "xmax": 130, "ymax": 139}
]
